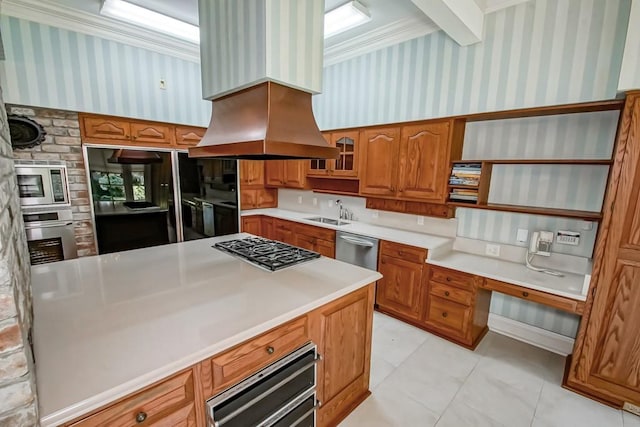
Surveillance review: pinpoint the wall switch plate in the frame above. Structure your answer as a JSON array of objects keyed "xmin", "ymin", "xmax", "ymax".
[
  {"xmin": 417, "ymin": 216, "xmax": 425, "ymax": 225},
  {"xmin": 623, "ymin": 402, "xmax": 640, "ymax": 417},
  {"xmin": 159, "ymin": 78, "xmax": 167, "ymax": 90},
  {"xmin": 516, "ymin": 228, "xmax": 529, "ymax": 243},
  {"xmin": 557, "ymin": 230, "xmax": 580, "ymax": 245},
  {"xmin": 312, "ymin": 197, "xmax": 318, "ymax": 206},
  {"xmin": 582, "ymin": 220, "xmax": 594, "ymax": 230},
  {"xmin": 371, "ymin": 211, "xmax": 379, "ymax": 219},
  {"xmin": 486, "ymin": 243, "xmax": 501, "ymax": 257},
  {"xmin": 297, "ymin": 196, "xmax": 303, "ymax": 204}
]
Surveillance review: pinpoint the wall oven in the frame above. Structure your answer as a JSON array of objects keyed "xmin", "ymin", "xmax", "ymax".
[
  {"xmin": 23, "ymin": 209, "xmax": 77, "ymax": 265},
  {"xmin": 15, "ymin": 163, "xmax": 70, "ymax": 207},
  {"xmin": 206, "ymin": 342, "xmax": 318, "ymax": 427}
]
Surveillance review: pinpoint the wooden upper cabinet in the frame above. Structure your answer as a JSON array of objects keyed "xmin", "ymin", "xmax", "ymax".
[
  {"xmin": 175, "ymin": 126, "xmax": 205, "ymax": 146},
  {"xmin": 265, "ymin": 160, "xmax": 285, "ymax": 187},
  {"xmin": 284, "ymin": 160, "xmax": 306, "ymax": 188},
  {"xmin": 567, "ymin": 93, "xmax": 640, "ymax": 405},
  {"xmin": 130, "ymin": 122, "xmax": 174, "ymax": 145},
  {"xmin": 81, "ymin": 116, "xmax": 130, "ymax": 141},
  {"xmin": 332, "ymin": 131, "xmax": 359, "ymax": 178},
  {"xmin": 240, "ymin": 160, "xmax": 265, "ymax": 188},
  {"xmin": 309, "ymin": 132, "xmax": 334, "ymax": 177},
  {"xmin": 359, "ymin": 127, "xmax": 400, "ymax": 197},
  {"xmin": 397, "ymin": 121, "xmax": 451, "ymax": 203}
]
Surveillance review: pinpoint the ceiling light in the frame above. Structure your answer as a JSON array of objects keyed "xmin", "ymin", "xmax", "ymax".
[
  {"xmin": 100, "ymin": 0, "xmax": 200, "ymax": 44},
  {"xmin": 324, "ymin": 1, "xmax": 372, "ymax": 39}
]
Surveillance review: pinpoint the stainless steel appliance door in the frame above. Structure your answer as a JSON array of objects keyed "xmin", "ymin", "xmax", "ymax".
[
  {"xmin": 24, "ymin": 220, "xmax": 78, "ymax": 263},
  {"xmin": 335, "ymin": 231, "xmax": 379, "ymax": 271},
  {"xmin": 16, "ymin": 166, "xmax": 69, "ymax": 206},
  {"xmin": 203, "ymin": 202, "xmax": 215, "ymax": 236}
]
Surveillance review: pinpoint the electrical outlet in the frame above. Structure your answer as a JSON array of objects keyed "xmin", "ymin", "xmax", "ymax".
[
  {"xmin": 417, "ymin": 216, "xmax": 425, "ymax": 225},
  {"xmin": 582, "ymin": 220, "xmax": 594, "ymax": 231},
  {"xmin": 297, "ymin": 196, "xmax": 303, "ymax": 204},
  {"xmin": 159, "ymin": 78, "xmax": 167, "ymax": 90},
  {"xmin": 312, "ymin": 197, "xmax": 318, "ymax": 206},
  {"xmin": 516, "ymin": 228, "xmax": 529, "ymax": 243},
  {"xmin": 485, "ymin": 243, "xmax": 501, "ymax": 257},
  {"xmin": 371, "ymin": 211, "xmax": 379, "ymax": 219}
]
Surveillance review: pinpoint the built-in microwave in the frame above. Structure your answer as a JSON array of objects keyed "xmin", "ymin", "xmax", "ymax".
[{"xmin": 15, "ymin": 164, "xmax": 70, "ymax": 207}]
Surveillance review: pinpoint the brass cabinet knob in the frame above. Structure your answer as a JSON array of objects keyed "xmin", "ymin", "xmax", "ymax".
[
  {"xmin": 266, "ymin": 346, "xmax": 275, "ymax": 354},
  {"xmin": 522, "ymin": 292, "xmax": 529, "ymax": 297},
  {"xmin": 444, "ymin": 291, "xmax": 450, "ymax": 297},
  {"xmin": 442, "ymin": 312, "xmax": 448, "ymax": 318},
  {"xmin": 446, "ymin": 277, "xmax": 452, "ymax": 282},
  {"xmin": 135, "ymin": 412, "xmax": 147, "ymax": 423}
]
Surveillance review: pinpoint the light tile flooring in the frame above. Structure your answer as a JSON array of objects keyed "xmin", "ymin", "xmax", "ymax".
[{"xmin": 340, "ymin": 313, "xmax": 640, "ymax": 427}]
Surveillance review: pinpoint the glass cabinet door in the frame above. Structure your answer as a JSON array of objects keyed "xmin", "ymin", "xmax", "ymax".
[
  {"xmin": 309, "ymin": 132, "xmax": 333, "ymax": 176},
  {"xmin": 331, "ymin": 131, "xmax": 359, "ymax": 177}
]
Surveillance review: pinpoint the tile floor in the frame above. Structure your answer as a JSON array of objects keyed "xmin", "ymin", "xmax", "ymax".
[{"xmin": 340, "ymin": 312, "xmax": 640, "ymax": 427}]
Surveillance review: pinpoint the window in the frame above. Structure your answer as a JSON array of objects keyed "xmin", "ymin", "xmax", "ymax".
[
  {"xmin": 132, "ymin": 171, "xmax": 145, "ymax": 201},
  {"xmin": 90, "ymin": 171, "xmax": 126, "ymax": 201}
]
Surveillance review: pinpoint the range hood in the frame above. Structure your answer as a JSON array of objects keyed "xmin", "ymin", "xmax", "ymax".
[
  {"xmin": 108, "ymin": 149, "xmax": 162, "ymax": 164},
  {"xmin": 189, "ymin": 0, "xmax": 338, "ymax": 160}
]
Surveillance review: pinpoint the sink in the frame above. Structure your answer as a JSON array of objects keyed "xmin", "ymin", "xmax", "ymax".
[{"xmin": 305, "ymin": 217, "xmax": 350, "ymax": 226}]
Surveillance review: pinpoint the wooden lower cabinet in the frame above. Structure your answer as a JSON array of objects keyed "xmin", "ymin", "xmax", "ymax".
[
  {"xmin": 375, "ymin": 241, "xmax": 427, "ymax": 321},
  {"xmin": 423, "ymin": 266, "xmax": 490, "ymax": 349},
  {"xmin": 240, "ymin": 215, "xmax": 262, "ymax": 235},
  {"xmin": 261, "ymin": 216, "xmax": 274, "ymax": 240},
  {"xmin": 267, "ymin": 218, "xmax": 336, "ymax": 258},
  {"xmin": 310, "ymin": 285, "xmax": 375, "ymax": 427}
]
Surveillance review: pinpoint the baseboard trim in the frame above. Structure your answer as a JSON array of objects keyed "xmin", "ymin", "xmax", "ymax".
[{"xmin": 488, "ymin": 313, "xmax": 575, "ymax": 355}]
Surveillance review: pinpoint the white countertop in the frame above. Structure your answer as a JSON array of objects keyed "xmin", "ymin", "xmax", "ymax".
[
  {"xmin": 427, "ymin": 252, "xmax": 588, "ymax": 301},
  {"xmin": 242, "ymin": 208, "xmax": 453, "ymax": 253},
  {"xmin": 32, "ymin": 234, "xmax": 381, "ymax": 426}
]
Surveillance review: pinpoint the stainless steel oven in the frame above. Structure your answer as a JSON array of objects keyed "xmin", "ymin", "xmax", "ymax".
[
  {"xmin": 206, "ymin": 342, "xmax": 318, "ymax": 427},
  {"xmin": 23, "ymin": 208, "xmax": 77, "ymax": 265},
  {"xmin": 15, "ymin": 163, "xmax": 70, "ymax": 207}
]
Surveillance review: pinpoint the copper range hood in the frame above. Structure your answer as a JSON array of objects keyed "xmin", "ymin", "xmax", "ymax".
[
  {"xmin": 189, "ymin": 82, "xmax": 339, "ymax": 160},
  {"xmin": 190, "ymin": 0, "xmax": 337, "ymax": 161}
]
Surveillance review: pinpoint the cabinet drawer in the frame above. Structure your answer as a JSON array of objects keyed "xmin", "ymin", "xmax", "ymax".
[
  {"xmin": 209, "ymin": 317, "xmax": 309, "ymax": 394},
  {"xmin": 131, "ymin": 122, "xmax": 174, "ymax": 145},
  {"xmin": 430, "ymin": 266, "xmax": 475, "ymax": 291},
  {"xmin": 482, "ymin": 278, "xmax": 583, "ymax": 314},
  {"xmin": 67, "ymin": 370, "xmax": 194, "ymax": 427},
  {"xmin": 82, "ymin": 116, "xmax": 130, "ymax": 141},
  {"xmin": 175, "ymin": 126, "xmax": 205, "ymax": 146},
  {"xmin": 429, "ymin": 281, "xmax": 473, "ymax": 306},
  {"xmin": 296, "ymin": 223, "xmax": 335, "ymax": 242},
  {"xmin": 380, "ymin": 240, "xmax": 427, "ymax": 264},
  {"xmin": 426, "ymin": 296, "xmax": 470, "ymax": 337}
]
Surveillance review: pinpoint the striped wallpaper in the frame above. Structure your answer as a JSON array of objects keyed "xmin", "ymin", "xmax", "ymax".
[
  {"xmin": 0, "ymin": 15, "xmax": 211, "ymax": 126},
  {"xmin": 200, "ymin": 0, "xmax": 324, "ymax": 99},
  {"xmin": 312, "ymin": 0, "xmax": 630, "ymax": 130},
  {"xmin": 618, "ymin": 0, "xmax": 640, "ymax": 91}
]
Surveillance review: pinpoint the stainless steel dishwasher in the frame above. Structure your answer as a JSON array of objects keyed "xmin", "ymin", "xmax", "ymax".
[{"xmin": 335, "ymin": 231, "xmax": 379, "ymax": 271}]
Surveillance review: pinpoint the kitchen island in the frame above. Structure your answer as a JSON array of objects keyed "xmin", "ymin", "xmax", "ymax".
[{"xmin": 31, "ymin": 234, "xmax": 381, "ymax": 426}]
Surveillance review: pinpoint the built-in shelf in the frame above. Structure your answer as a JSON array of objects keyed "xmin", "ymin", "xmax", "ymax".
[
  {"xmin": 452, "ymin": 159, "xmax": 613, "ymax": 165},
  {"xmin": 448, "ymin": 202, "xmax": 603, "ymax": 221}
]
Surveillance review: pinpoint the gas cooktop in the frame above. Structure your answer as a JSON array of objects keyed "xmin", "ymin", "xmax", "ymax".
[{"xmin": 214, "ymin": 237, "xmax": 321, "ymax": 271}]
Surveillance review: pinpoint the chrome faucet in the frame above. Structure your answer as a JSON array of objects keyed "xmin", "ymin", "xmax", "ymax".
[{"xmin": 336, "ymin": 199, "xmax": 354, "ymax": 221}]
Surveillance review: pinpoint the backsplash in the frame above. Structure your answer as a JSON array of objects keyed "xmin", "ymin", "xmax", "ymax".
[{"xmin": 277, "ymin": 189, "xmax": 458, "ymax": 238}]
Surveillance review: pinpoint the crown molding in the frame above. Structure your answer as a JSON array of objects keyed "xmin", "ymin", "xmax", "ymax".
[
  {"xmin": 324, "ymin": 16, "xmax": 439, "ymax": 66},
  {"xmin": 1, "ymin": 0, "xmax": 201, "ymax": 62}
]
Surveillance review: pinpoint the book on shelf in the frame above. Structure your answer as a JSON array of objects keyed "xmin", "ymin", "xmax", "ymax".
[
  {"xmin": 449, "ymin": 188, "xmax": 478, "ymax": 202},
  {"xmin": 450, "ymin": 163, "xmax": 482, "ymax": 187}
]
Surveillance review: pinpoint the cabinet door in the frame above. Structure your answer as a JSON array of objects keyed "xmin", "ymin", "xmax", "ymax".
[
  {"xmin": 295, "ymin": 234, "xmax": 317, "ymax": 252},
  {"xmin": 81, "ymin": 116, "xmax": 130, "ymax": 141},
  {"xmin": 255, "ymin": 188, "xmax": 277, "ymax": 208},
  {"xmin": 240, "ymin": 190, "xmax": 257, "ymax": 210},
  {"xmin": 175, "ymin": 126, "xmax": 205, "ymax": 147},
  {"xmin": 332, "ymin": 131, "xmax": 359, "ymax": 177},
  {"xmin": 359, "ymin": 127, "xmax": 400, "ymax": 197},
  {"xmin": 309, "ymin": 132, "xmax": 333, "ymax": 177},
  {"xmin": 239, "ymin": 160, "xmax": 265, "ymax": 188},
  {"xmin": 265, "ymin": 160, "xmax": 285, "ymax": 187},
  {"xmin": 376, "ymin": 255, "xmax": 423, "ymax": 319},
  {"xmin": 397, "ymin": 121, "xmax": 451, "ymax": 202},
  {"xmin": 312, "ymin": 286, "xmax": 373, "ymax": 427},
  {"xmin": 241, "ymin": 216, "xmax": 262, "ymax": 235},
  {"xmin": 284, "ymin": 160, "xmax": 306, "ymax": 189},
  {"xmin": 131, "ymin": 122, "xmax": 175, "ymax": 145},
  {"xmin": 261, "ymin": 217, "xmax": 274, "ymax": 239},
  {"xmin": 316, "ymin": 239, "xmax": 335, "ymax": 258},
  {"xmin": 273, "ymin": 220, "xmax": 295, "ymax": 244}
]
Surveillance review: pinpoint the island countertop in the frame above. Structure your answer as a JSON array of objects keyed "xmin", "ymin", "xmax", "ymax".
[{"xmin": 32, "ymin": 234, "xmax": 381, "ymax": 426}]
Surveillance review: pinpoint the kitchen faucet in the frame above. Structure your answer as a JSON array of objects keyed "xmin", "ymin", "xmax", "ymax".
[{"xmin": 336, "ymin": 200, "xmax": 354, "ymax": 220}]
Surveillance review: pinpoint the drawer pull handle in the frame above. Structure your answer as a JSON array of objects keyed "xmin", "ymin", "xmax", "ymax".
[
  {"xmin": 442, "ymin": 312, "xmax": 448, "ymax": 318},
  {"xmin": 446, "ymin": 277, "xmax": 452, "ymax": 282},
  {"xmin": 444, "ymin": 291, "xmax": 450, "ymax": 297},
  {"xmin": 522, "ymin": 292, "xmax": 529, "ymax": 297},
  {"xmin": 266, "ymin": 346, "xmax": 275, "ymax": 354},
  {"xmin": 135, "ymin": 412, "xmax": 147, "ymax": 423}
]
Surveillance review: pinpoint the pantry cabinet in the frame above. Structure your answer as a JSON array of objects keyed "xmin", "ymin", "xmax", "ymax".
[{"xmin": 566, "ymin": 91, "xmax": 640, "ymax": 408}]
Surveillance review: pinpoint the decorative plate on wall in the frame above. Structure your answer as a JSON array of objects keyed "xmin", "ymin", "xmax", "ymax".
[{"xmin": 8, "ymin": 115, "xmax": 46, "ymax": 149}]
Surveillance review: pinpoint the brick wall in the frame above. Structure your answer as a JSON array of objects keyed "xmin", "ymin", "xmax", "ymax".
[
  {"xmin": 0, "ymin": 92, "xmax": 38, "ymax": 423},
  {"xmin": 8, "ymin": 105, "xmax": 97, "ymax": 257}
]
